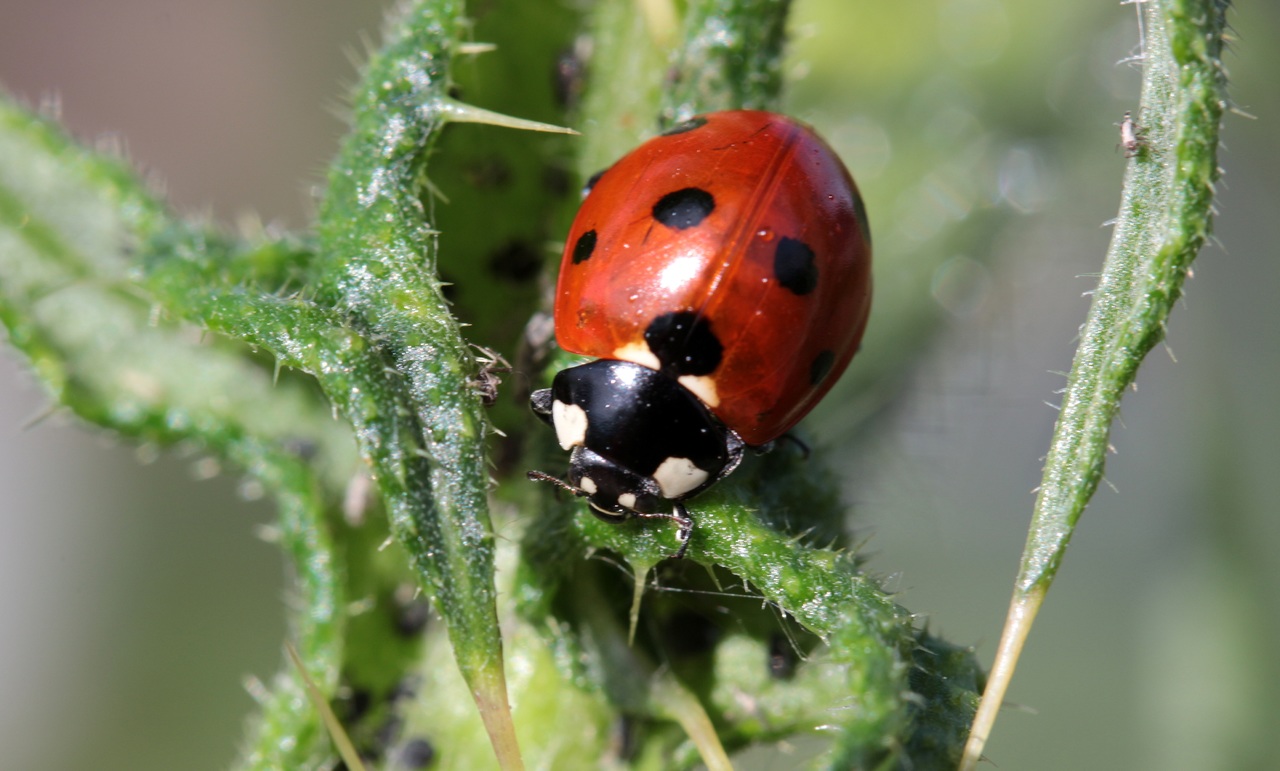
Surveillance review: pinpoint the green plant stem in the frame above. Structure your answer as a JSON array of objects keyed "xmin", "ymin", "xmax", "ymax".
[
  {"xmin": 309, "ymin": 2, "xmax": 522, "ymax": 767},
  {"xmin": 661, "ymin": 0, "xmax": 790, "ymax": 124},
  {"xmin": 962, "ymin": 1, "xmax": 1230, "ymax": 766},
  {"xmin": 574, "ymin": 477, "xmax": 914, "ymax": 768},
  {"xmin": 1018, "ymin": 0, "xmax": 1227, "ymax": 595}
]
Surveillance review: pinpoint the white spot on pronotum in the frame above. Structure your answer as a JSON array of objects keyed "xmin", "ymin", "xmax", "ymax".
[
  {"xmin": 579, "ymin": 476, "xmax": 598, "ymax": 495},
  {"xmin": 613, "ymin": 342, "xmax": 662, "ymax": 372},
  {"xmin": 610, "ymin": 345, "xmax": 721, "ymax": 408},
  {"xmin": 677, "ymin": 374, "xmax": 720, "ymax": 408},
  {"xmin": 551, "ymin": 400, "xmax": 588, "ymax": 450},
  {"xmin": 653, "ymin": 457, "xmax": 709, "ymax": 499},
  {"xmin": 618, "ymin": 493, "xmax": 637, "ymax": 510}
]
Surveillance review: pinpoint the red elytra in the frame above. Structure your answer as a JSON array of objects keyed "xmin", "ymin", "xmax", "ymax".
[{"xmin": 553, "ymin": 110, "xmax": 872, "ymax": 446}]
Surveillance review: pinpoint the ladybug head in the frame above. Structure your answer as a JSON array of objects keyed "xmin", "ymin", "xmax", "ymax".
[
  {"xmin": 527, "ymin": 447, "xmax": 663, "ymax": 522},
  {"xmin": 528, "ymin": 359, "xmax": 745, "ymax": 558},
  {"xmin": 527, "ymin": 462, "xmax": 694, "ymax": 558},
  {"xmin": 566, "ymin": 446, "xmax": 664, "ymax": 521}
]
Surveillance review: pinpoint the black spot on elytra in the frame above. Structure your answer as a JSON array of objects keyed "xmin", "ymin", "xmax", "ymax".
[
  {"xmin": 572, "ymin": 229, "xmax": 597, "ymax": 264},
  {"xmin": 487, "ymin": 240, "xmax": 542, "ymax": 284},
  {"xmin": 774, "ymin": 237, "xmax": 818, "ymax": 295},
  {"xmin": 644, "ymin": 311, "xmax": 723, "ymax": 376},
  {"xmin": 660, "ymin": 115, "xmax": 709, "ymax": 136},
  {"xmin": 852, "ymin": 189, "xmax": 872, "ymax": 248},
  {"xmin": 810, "ymin": 349, "xmax": 835, "ymax": 386},
  {"xmin": 652, "ymin": 187, "xmax": 715, "ymax": 230},
  {"xmin": 582, "ymin": 168, "xmax": 606, "ymax": 198}
]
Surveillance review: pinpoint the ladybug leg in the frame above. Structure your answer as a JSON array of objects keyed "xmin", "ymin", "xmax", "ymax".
[
  {"xmin": 672, "ymin": 503, "xmax": 693, "ymax": 559},
  {"xmin": 630, "ymin": 502, "xmax": 694, "ymax": 559},
  {"xmin": 526, "ymin": 469, "xmax": 589, "ymax": 499},
  {"xmin": 752, "ymin": 433, "xmax": 810, "ymax": 460},
  {"xmin": 716, "ymin": 430, "xmax": 747, "ymax": 482},
  {"xmin": 777, "ymin": 432, "xmax": 811, "ymax": 459}
]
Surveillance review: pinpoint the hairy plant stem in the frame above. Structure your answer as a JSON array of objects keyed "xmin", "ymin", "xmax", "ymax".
[{"xmin": 961, "ymin": 1, "xmax": 1230, "ymax": 766}]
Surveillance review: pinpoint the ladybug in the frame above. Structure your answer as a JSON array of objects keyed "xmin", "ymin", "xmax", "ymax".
[{"xmin": 529, "ymin": 110, "xmax": 872, "ymax": 557}]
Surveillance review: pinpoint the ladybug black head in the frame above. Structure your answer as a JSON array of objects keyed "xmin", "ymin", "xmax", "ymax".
[
  {"xmin": 566, "ymin": 446, "xmax": 664, "ymax": 521},
  {"xmin": 528, "ymin": 359, "xmax": 745, "ymax": 557},
  {"xmin": 527, "ymin": 458, "xmax": 696, "ymax": 559}
]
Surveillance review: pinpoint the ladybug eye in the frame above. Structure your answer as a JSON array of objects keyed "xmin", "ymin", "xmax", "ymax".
[{"xmin": 581, "ymin": 168, "xmax": 606, "ymax": 198}]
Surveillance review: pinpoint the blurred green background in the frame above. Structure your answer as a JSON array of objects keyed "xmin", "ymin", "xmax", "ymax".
[{"xmin": 1, "ymin": 1, "xmax": 1276, "ymax": 769}]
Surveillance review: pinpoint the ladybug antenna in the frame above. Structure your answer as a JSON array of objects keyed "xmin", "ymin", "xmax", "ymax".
[{"xmin": 526, "ymin": 469, "xmax": 589, "ymax": 498}]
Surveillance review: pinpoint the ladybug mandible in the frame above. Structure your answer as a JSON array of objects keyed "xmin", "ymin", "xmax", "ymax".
[{"xmin": 529, "ymin": 110, "xmax": 872, "ymax": 558}]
